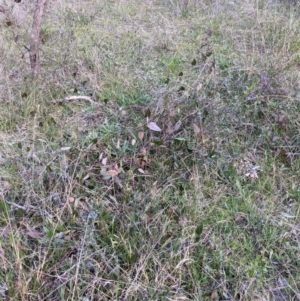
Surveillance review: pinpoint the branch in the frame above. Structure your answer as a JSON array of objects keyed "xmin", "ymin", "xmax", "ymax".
[{"xmin": 30, "ymin": 0, "xmax": 48, "ymax": 77}]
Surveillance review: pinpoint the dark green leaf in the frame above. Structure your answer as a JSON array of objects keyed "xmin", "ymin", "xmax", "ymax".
[
  {"xmin": 144, "ymin": 108, "xmax": 151, "ymax": 118},
  {"xmin": 152, "ymin": 139, "xmax": 164, "ymax": 146},
  {"xmin": 196, "ymin": 223, "xmax": 203, "ymax": 236}
]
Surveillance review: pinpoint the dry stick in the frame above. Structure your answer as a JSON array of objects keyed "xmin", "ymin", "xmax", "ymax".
[
  {"xmin": 30, "ymin": 0, "xmax": 48, "ymax": 77},
  {"xmin": 55, "ymin": 95, "xmax": 100, "ymax": 106}
]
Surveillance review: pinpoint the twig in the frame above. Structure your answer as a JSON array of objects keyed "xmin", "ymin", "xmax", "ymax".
[
  {"xmin": 54, "ymin": 95, "xmax": 100, "ymax": 106},
  {"xmin": 5, "ymin": 200, "xmax": 28, "ymax": 211}
]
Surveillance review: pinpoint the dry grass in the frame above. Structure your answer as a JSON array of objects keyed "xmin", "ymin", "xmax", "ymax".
[{"xmin": 0, "ymin": 0, "xmax": 300, "ymax": 300}]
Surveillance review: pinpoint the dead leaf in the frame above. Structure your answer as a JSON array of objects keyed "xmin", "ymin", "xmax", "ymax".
[
  {"xmin": 211, "ymin": 291, "xmax": 218, "ymax": 299},
  {"xmin": 196, "ymin": 83, "xmax": 202, "ymax": 91},
  {"xmin": 173, "ymin": 120, "xmax": 182, "ymax": 132},
  {"xmin": 278, "ymin": 148, "xmax": 287, "ymax": 163},
  {"xmin": 138, "ymin": 131, "xmax": 144, "ymax": 141},
  {"xmin": 141, "ymin": 160, "xmax": 146, "ymax": 169},
  {"xmin": 105, "ymin": 170, "xmax": 120, "ymax": 177},
  {"xmin": 246, "ymin": 171, "xmax": 258, "ymax": 180},
  {"xmin": 68, "ymin": 197, "xmax": 75, "ymax": 202},
  {"xmin": 138, "ymin": 168, "xmax": 145, "ymax": 174},
  {"xmin": 193, "ymin": 123, "xmax": 201, "ymax": 134},
  {"xmin": 147, "ymin": 122, "xmax": 162, "ymax": 132},
  {"xmin": 64, "ymin": 235, "xmax": 72, "ymax": 241},
  {"xmin": 26, "ymin": 230, "xmax": 41, "ymax": 239},
  {"xmin": 106, "ymin": 164, "xmax": 121, "ymax": 177},
  {"xmin": 83, "ymin": 174, "xmax": 90, "ymax": 181},
  {"xmin": 0, "ymin": 5, "xmax": 5, "ymax": 14},
  {"xmin": 102, "ymin": 157, "xmax": 108, "ymax": 165},
  {"xmin": 140, "ymin": 147, "xmax": 147, "ymax": 155},
  {"xmin": 131, "ymin": 139, "xmax": 136, "ymax": 146}
]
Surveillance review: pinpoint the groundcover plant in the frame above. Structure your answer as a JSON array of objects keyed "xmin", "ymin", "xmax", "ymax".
[{"xmin": 0, "ymin": 0, "xmax": 299, "ymax": 300}]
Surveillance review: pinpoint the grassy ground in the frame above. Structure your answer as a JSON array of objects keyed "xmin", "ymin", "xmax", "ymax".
[{"xmin": 0, "ymin": 0, "xmax": 300, "ymax": 300}]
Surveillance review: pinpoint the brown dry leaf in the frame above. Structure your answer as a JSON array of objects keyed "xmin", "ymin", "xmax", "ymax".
[
  {"xmin": 193, "ymin": 123, "xmax": 201, "ymax": 134},
  {"xmin": 106, "ymin": 169, "xmax": 120, "ymax": 177},
  {"xmin": 105, "ymin": 163, "xmax": 121, "ymax": 177},
  {"xmin": 141, "ymin": 160, "xmax": 146, "ymax": 169},
  {"xmin": 140, "ymin": 147, "xmax": 147, "ymax": 155},
  {"xmin": 245, "ymin": 170, "xmax": 259, "ymax": 180},
  {"xmin": 211, "ymin": 291, "xmax": 218, "ymax": 299},
  {"xmin": 64, "ymin": 235, "xmax": 72, "ymax": 241},
  {"xmin": 26, "ymin": 230, "xmax": 41, "ymax": 239},
  {"xmin": 138, "ymin": 131, "xmax": 144, "ymax": 141}
]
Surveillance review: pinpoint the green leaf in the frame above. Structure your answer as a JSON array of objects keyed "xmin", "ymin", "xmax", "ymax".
[{"xmin": 144, "ymin": 108, "xmax": 151, "ymax": 118}]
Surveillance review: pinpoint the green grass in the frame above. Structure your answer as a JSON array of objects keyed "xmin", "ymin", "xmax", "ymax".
[{"xmin": 0, "ymin": 0, "xmax": 300, "ymax": 300}]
